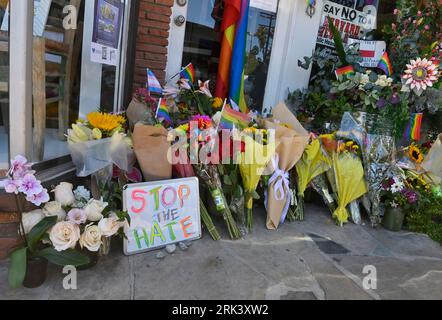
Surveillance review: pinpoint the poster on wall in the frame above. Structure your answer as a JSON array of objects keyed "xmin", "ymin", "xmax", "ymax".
[
  {"xmin": 1, "ymin": 0, "xmax": 52, "ymax": 37},
  {"xmin": 250, "ymin": 0, "xmax": 278, "ymax": 13},
  {"xmin": 316, "ymin": 0, "xmax": 377, "ymax": 49},
  {"xmin": 123, "ymin": 177, "xmax": 202, "ymax": 256},
  {"xmin": 347, "ymin": 39, "xmax": 386, "ymax": 67},
  {"xmin": 90, "ymin": 0, "xmax": 123, "ymax": 66}
]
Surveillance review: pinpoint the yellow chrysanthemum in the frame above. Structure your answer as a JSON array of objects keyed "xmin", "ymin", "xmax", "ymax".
[
  {"xmin": 87, "ymin": 112, "xmax": 126, "ymax": 132},
  {"xmin": 212, "ymin": 97, "xmax": 224, "ymax": 109}
]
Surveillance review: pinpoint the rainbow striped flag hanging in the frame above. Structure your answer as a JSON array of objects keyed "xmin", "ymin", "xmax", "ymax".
[
  {"xmin": 335, "ymin": 65, "xmax": 355, "ymax": 79},
  {"xmin": 156, "ymin": 98, "xmax": 172, "ymax": 126},
  {"xmin": 180, "ymin": 63, "xmax": 195, "ymax": 84},
  {"xmin": 215, "ymin": 0, "xmax": 241, "ymax": 99},
  {"xmin": 229, "ymin": 0, "xmax": 250, "ymax": 114},
  {"xmin": 219, "ymin": 103, "xmax": 251, "ymax": 130},
  {"xmin": 404, "ymin": 113, "xmax": 423, "ymax": 141},
  {"xmin": 377, "ymin": 51, "xmax": 393, "ymax": 77},
  {"xmin": 147, "ymin": 68, "xmax": 163, "ymax": 95}
]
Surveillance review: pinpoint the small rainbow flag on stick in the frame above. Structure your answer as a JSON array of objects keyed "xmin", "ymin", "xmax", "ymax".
[
  {"xmin": 219, "ymin": 101, "xmax": 251, "ymax": 130},
  {"xmin": 404, "ymin": 113, "xmax": 423, "ymax": 141},
  {"xmin": 156, "ymin": 98, "xmax": 172, "ymax": 126},
  {"xmin": 335, "ymin": 65, "xmax": 355, "ymax": 79},
  {"xmin": 377, "ymin": 51, "xmax": 393, "ymax": 77},
  {"xmin": 180, "ymin": 63, "xmax": 195, "ymax": 84}
]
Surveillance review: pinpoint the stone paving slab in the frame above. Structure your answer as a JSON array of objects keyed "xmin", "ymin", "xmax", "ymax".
[{"xmin": 0, "ymin": 204, "xmax": 441, "ymax": 300}]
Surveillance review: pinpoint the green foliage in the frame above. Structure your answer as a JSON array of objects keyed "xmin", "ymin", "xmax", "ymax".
[
  {"xmin": 8, "ymin": 216, "xmax": 90, "ymax": 288},
  {"xmin": 327, "ymin": 16, "xmax": 347, "ymax": 66},
  {"xmin": 406, "ymin": 187, "xmax": 442, "ymax": 245},
  {"xmin": 8, "ymin": 247, "xmax": 27, "ymax": 289},
  {"xmin": 27, "ymin": 216, "xmax": 57, "ymax": 252},
  {"xmin": 38, "ymin": 248, "xmax": 90, "ymax": 267}
]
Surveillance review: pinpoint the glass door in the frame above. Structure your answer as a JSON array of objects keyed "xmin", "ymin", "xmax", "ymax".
[{"xmin": 167, "ymin": 0, "xmax": 280, "ymax": 112}]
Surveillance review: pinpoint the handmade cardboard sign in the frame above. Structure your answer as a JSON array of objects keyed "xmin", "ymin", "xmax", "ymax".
[{"xmin": 123, "ymin": 177, "xmax": 202, "ymax": 255}]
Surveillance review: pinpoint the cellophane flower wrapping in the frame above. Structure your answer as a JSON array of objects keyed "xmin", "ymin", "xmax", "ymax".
[
  {"xmin": 194, "ymin": 164, "xmax": 241, "ymax": 239},
  {"xmin": 69, "ymin": 138, "xmax": 113, "ymax": 177},
  {"xmin": 294, "ymin": 139, "xmax": 332, "ymax": 221},
  {"xmin": 332, "ymin": 152, "xmax": 368, "ymax": 226}
]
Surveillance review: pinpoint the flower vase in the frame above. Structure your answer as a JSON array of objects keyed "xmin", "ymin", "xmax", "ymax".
[
  {"xmin": 77, "ymin": 249, "xmax": 99, "ymax": 271},
  {"xmin": 99, "ymin": 237, "xmax": 111, "ymax": 256},
  {"xmin": 382, "ymin": 207, "xmax": 405, "ymax": 232},
  {"xmin": 22, "ymin": 256, "xmax": 48, "ymax": 288}
]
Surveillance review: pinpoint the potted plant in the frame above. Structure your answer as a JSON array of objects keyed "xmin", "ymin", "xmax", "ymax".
[
  {"xmin": 381, "ymin": 175, "xmax": 419, "ymax": 231},
  {"xmin": 1, "ymin": 155, "xmax": 90, "ymax": 288}
]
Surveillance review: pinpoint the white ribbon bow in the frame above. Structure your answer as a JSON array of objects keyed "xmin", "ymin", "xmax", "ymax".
[
  {"xmin": 265, "ymin": 154, "xmax": 293, "ymax": 224},
  {"xmin": 268, "ymin": 154, "xmax": 290, "ymax": 201}
]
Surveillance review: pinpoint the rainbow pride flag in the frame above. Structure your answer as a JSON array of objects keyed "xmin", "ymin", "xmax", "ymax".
[
  {"xmin": 377, "ymin": 51, "xmax": 393, "ymax": 77},
  {"xmin": 335, "ymin": 65, "xmax": 355, "ymax": 79},
  {"xmin": 219, "ymin": 104, "xmax": 251, "ymax": 130},
  {"xmin": 180, "ymin": 63, "xmax": 195, "ymax": 84},
  {"xmin": 229, "ymin": 0, "xmax": 250, "ymax": 114},
  {"xmin": 156, "ymin": 98, "xmax": 172, "ymax": 126},
  {"xmin": 404, "ymin": 113, "xmax": 423, "ymax": 141},
  {"xmin": 215, "ymin": 0, "xmax": 241, "ymax": 99}
]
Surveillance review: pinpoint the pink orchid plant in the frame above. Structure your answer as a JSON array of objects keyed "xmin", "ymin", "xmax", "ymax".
[{"xmin": 1, "ymin": 155, "xmax": 49, "ymax": 206}]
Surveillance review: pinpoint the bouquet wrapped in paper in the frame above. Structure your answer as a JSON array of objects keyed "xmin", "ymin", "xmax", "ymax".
[
  {"xmin": 239, "ymin": 133, "xmax": 276, "ymax": 231},
  {"xmin": 331, "ymin": 151, "xmax": 368, "ymax": 226},
  {"xmin": 294, "ymin": 139, "xmax": 332, "ymax": 221},
  {"xmin": 262, "ymin": 119, "xmax": 309, "ymax": 230},
  {"xmin": 132, "ymin": 123, "xmax": 172, "ymax": 182}
]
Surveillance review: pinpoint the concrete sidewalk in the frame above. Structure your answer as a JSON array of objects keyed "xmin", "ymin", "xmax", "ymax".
[{"xmin": 1, "ymin": 204, "xmax": 441, "ymax": 300}]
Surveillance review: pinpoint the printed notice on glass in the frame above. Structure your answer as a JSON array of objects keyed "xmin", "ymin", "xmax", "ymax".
[
  {"xmin": 90, "ymin": 0, "xmax": 123, "ymax": 66},
  {"xmin": 250, "ymin": 0, "xmax": 278, "ymax": 13}
]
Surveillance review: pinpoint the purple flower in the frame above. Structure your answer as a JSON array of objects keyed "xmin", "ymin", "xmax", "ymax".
[
  {"xmin": 67, "ymin": 209, "xmax": 87, "ymax": 225},
  {"xmin": 18, "ymin": 174, "xmax": 43, "ymax": 197},
  {"xmin": 1, "ymin": 178, "xmax": 20, "ymax": 194},
  {"xmin": 376, "ymin": 98, "xmax": 387, "ymax": 109},
  {"xmin": 390, "ymin": 93, "xmax": 400, "ymax": 105},
  {"xmin": 9, "ymin": 155, "xmax": 33, "ymax": 179},
  {"xmin": 402, "ymin": 189, "xmax": 418, "ymax": 204},
  {"xmin": 26, "ymin": 189, "xmax": 50, "ymax": 206}
]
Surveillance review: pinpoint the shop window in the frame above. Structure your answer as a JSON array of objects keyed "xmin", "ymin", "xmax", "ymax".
[{"xmin": 0, "ymin": 0, "xmax": 129, "ymax": 173}]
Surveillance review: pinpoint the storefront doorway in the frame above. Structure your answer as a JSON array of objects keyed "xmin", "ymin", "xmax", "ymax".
[{"xmin": 166, "ymin": 0, "xmax": 282, "ymax": 112}]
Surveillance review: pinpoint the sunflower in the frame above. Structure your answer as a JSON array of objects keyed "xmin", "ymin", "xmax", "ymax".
[
  {"xmin": 408, "ymin": 144, "xmax": 424, "ymax": 164},
  {"xmin": 87, "ymin": 112, "xmax": 126, "ymax": 133},
  {"xmin": 212, "ymin": 97, "xmax": 224, "ymax": 109}
]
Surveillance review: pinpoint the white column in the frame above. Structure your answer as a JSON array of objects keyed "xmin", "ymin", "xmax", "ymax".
[
  {"xmin": 79, "ymin": 0, "xmax": 102, "ymax": 118},
  {"xmin": 9, "ymin": 0, "xmax": 34, "ymax": 159},
  {"xmin": 263, "ymin": 0, "xmax": 324, "ymax": 109}
]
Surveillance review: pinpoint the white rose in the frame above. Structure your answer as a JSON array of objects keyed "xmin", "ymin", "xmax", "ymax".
[
  {"xmin": 53, "ymin": 182, "xmax": 75, "ymax": 206},
  {"xmin": 84, "ymin": 199, "xmax": 108, "ymax": 222},
  {"xmin": 22, "ymin": 209, "xmax": 44, "ymax": 234},
  {"xmin": 49, "ymin": 221, "xmax": 80, "ymax": 251},
  {"xmin": 79, "ymin": 224, "xmax": 102, "ymax": 252},
  {"xmin": 42, "ymin": 201, "xmax": 66, "ymax": 221},
  {"xmin": 98, "ymin": 215, "xmax": 122, "ymax": 237}
]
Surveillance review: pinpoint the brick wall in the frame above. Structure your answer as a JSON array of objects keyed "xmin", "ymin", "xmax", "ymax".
[{"xmin": 134, "ymin": 0, "xmax": 174, "ymax": 89}]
